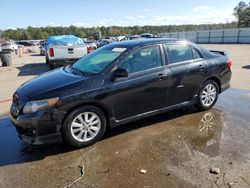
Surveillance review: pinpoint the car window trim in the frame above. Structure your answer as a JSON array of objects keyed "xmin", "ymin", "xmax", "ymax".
[
  {"xmin": 163, "ymin": 42, "xmax": 204, "ymax": 65},
  {"xmin": 191, "ymin": 46, "xmax": 204, "ymax": 59},
  {"xmin": 114, "ymin": 66, "xmax": 164, "ymax": 84},
  {"xmin": 117, "ymin": 44, "xmax": 164, "ymax": 75},
  {"xmin": 127, "ymin": 65, "xmax": 163, "ymax": 77}
]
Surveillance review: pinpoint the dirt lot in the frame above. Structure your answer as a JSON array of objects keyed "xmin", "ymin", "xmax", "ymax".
[{"xmin": 0, "ymin": 44, "xmax": 250, "ymax": 188}]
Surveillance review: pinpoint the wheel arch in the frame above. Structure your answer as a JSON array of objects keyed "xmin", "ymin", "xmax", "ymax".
[
  {"xmin": 62, "ymin": 102, "xmax": 111, "ymax": 129},
  {"xmin": 202, "ymin": 76, "xmax": 221, "ymax": 93}
]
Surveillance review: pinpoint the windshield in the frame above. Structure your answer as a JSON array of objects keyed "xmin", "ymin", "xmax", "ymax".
[{"xmin": 72, "ymin": 46, "xmax": 127, "ymax": 74}]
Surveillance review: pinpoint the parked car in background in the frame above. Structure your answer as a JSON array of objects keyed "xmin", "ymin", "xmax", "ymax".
[
  {"xmin": 129, "ymin": 35, "xmax": 141, "ymax": 40},
  {"xmin": 140, "ymin": 33, "xmax": 161, "ymax": 38},
  {"xmin": 39, "ymin": 40, "xmax": 46, "ymax": 55},
  {"xmin": 116, "ymin": 36, "xmax": 128, "ymax": 41},
  {"xmin": 31, "ymin": 40, "xmax": 41, "ymax": 45},
  {"xmin": 45, "ymin": 35, "xmax": 88, "ymax": 69},
  {"xmin": 85, "ymin": 40, "xmax": 97, "ymax": 50},
  {"xmin": 16, "ymin": 40, "xmax": 35, "ymax": 46},
  {"xmin": 10, "ymin": 38, "xmax": 232, "ymax": 148},
  {"xmin": 140, "ymin": 33, "xmax": 154, "ymax": 38},
  {"xmin": 1, "ymin": 42, "xmax": 18, "ymax": 51},
  {"xmin": 97, "ymin": 39, "xmax": 114, "ymax": 48}
]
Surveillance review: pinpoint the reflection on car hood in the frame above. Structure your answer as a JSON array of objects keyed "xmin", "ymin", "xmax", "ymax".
[{"xmin": 16, "ymin": 68, "xmax": 88, "ymax": 100}]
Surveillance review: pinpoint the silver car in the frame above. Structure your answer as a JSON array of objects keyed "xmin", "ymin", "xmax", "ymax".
[{"xmin": 85, "ymin": 40, "xmax": 97, "ymax": 50}]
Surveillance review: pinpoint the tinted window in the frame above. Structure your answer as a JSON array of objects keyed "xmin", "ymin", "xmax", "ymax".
[
  {"xmin": 120, "ymin": 45, "xmax": 162, "ymax": 74},
  {"xmin": 164, "ymin": 44, "xmax": 194, "ymax": 64}
]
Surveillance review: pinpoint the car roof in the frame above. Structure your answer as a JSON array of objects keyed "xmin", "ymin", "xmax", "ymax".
[{"xmin": 108, "ymin": 38, "xmax": 180, "ymax": 49}]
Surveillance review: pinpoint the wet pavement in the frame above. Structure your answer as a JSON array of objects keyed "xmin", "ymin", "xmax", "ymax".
[{"xmin": 0, "ymin": 88, "xmax": 250, "ymax": 188}]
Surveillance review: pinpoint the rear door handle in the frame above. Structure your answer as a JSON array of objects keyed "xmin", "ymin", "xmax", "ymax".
[
  {"xmin": 158, "ymin": 73, "xmax": 167, "ymax": 80},
  {"xmin": 199, "ymin": 64, "xmax": 205, "ymax": 71}
]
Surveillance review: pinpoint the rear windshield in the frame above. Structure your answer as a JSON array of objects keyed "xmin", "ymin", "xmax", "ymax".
[{"xmin": 73, "ymin": 46, "xmax": 127, "ymax": 74}]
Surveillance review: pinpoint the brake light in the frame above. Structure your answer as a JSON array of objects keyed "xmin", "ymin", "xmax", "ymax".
[
  {"xmin": 226, "ymin": 60, "xmax": 232, "ymax": 68},
  {"xmin": 87, "ymin": 46, "xmax": 92, "ymax": 53},
  {"xmin": 49, "ymin": 48, "xmax": 54, "ymax": 57}
]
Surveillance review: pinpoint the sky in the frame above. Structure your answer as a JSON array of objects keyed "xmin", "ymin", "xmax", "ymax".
[{"xmin": 0, "ymin": 0, "xmax": 239, "ymax": 29}]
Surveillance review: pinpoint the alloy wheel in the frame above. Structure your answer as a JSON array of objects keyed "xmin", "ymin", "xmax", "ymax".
[
  {"xmin": 200, "ymin": 84, "xmax": 217, "ymax": 107},
  {"xmin": 70, "ymin": 112, "xmax": 101, "ymax": 142}
]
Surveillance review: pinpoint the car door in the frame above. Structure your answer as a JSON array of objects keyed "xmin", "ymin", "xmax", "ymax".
[
  {"xmin": 110, "ymin": 45, "xmax": 170, "ymax": 121},
  {"xmin": 163, "ymin": 43, "xmax": 207, "ymax": 106}
]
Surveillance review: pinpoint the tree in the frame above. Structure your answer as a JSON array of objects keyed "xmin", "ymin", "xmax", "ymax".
[
  {"xmin": 1, "ymin": 23, "xmax": 239, "ymax": 40},
  {"xmin": 239, "ymin": 6, "xmax": 250, "ymax": 27},
  {"xmin": 234, "ymin": 1, "xmax": 248, "ymax": 17},
  {"xmin": 233, "ymin": 1, "xmax": 250, "ymax": 27}
]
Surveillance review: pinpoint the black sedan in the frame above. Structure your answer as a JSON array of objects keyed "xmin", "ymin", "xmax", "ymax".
[{"xmin": 10, "ymin": 39, "xmax": 232, "ymax": 147}]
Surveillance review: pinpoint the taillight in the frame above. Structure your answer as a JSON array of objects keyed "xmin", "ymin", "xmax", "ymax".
[
  {"xmin": 49, "ymin": 48, "xmax": 54, "ymax": 57},
  {"xmin": 87, "ymin": 46, "xmax": 92, "ymax": 53},
  {"xmin": 226, "ymin": 60, "xmax": 232, "ymax": 68}
]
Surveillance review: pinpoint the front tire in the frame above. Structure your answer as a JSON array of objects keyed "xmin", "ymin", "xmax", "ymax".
[
  {"xmin": 197, "ymin": 80, "xmax": 219, "ymax": 111},
  {"xmin": 62, "ymin": 106, "xmax": 106, "ymax": 148}
]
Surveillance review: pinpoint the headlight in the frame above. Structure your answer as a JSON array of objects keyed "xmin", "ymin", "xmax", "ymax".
[{"xmin": 23, "ymin": 98, "xmax": 59, "ymax": 114}]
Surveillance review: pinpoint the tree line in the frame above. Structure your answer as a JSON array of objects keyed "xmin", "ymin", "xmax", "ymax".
[
  {"xmin": 0, "ymin": 23, "xmax": 239, "ymax": 41},
  {"xmin": 1, "ymin": 1, "xmax": 250, "ymax": 40}
]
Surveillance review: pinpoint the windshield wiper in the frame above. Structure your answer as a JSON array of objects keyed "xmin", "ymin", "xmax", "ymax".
[
  {"xmin": 76, "ymin": 68, "xmax": 87, "ymax": 76},
  {"xmin": 69, "ymin": 65, "xmax": 97, "ymax": 76},
  {"xmin": 69, "ymin": 66, "xmax": 85, "ymax": 76}
]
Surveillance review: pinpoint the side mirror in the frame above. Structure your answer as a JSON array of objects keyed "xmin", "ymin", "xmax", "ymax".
[{"xmin": 112, "ymin": 68, "xmax": 128, "ymax": 79}]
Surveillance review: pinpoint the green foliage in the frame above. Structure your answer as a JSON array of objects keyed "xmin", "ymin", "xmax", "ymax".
[
  {"xmin": 234, "ymin": 1, "xmax": 250, "ymax": 27},
  {"xmin": 0, "ymin": 23, "xmax": 239, "ymax": 40},
  {"xmin": 241, "ymin": 7, "xmax": 250, "ymax": 27},
  {"xmin": 3, "ymin": 1, "xmax": 250, "ymax": 40}
]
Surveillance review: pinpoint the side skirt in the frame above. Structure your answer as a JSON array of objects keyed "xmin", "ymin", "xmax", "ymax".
[{"xmin": 109, "ymin": 98, "xmax": 197, "ymax": 128}]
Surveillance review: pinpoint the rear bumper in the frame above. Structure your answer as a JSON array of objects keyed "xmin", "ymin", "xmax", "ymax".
[
  {"xmin": 220, "ymin": 69, "xmax": 232, "ymax": 93},
  {"xmin": 221, "ymin": 81, "xmax": 230, "ymax": 92},
  {"xmin": 10, "ymin": 107, "xmax": 65, "ymax": 145}
]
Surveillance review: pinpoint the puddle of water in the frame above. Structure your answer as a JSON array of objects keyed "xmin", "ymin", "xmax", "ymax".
[
  {"xmin": 0, "ymin": 88, "xmax": 249, "ymax": 168},
  {"xmin": 0, "ymin": 88, "xmax": 249, "ymax": 188},
  {"xmin": 0, "ymin": 108, "xmax": 223, "ymax": 167}
]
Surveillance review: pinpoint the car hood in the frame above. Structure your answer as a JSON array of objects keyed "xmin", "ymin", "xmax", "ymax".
[{"xmin": 16, "ymin": 68, "xmax": 89, "ymax": 100}]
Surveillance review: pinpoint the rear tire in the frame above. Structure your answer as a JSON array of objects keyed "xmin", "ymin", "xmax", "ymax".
[
  {"xmin": 62, "ymin": 106, "xmax": 106, "ymax": 148},
  {"xmin": 196, "ymin": 80, "xmax": 219, "ymax": 111},
  {"xmin": 45, "ymin": 56, "xmax": 49, "ymax": 65}
]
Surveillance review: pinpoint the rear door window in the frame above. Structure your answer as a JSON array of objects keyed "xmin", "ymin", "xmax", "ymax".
[{"xmin": 163, "ymin": 43, "xmax": 195, "ymax": 64}]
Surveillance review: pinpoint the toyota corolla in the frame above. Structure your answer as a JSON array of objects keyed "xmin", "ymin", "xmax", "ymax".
[{"xmin": 10, "ymin": 39, "xmax": 232, "ymax": 147}]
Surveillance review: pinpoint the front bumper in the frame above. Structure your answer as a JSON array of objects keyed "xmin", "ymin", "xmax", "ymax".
[
  {"xmin": 18, "ymin": 132, "xmax": 61, "ymax": 145},
  {"xmin": 10, "ymin": 107, "xmax": 65, "ymax": 145}
]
